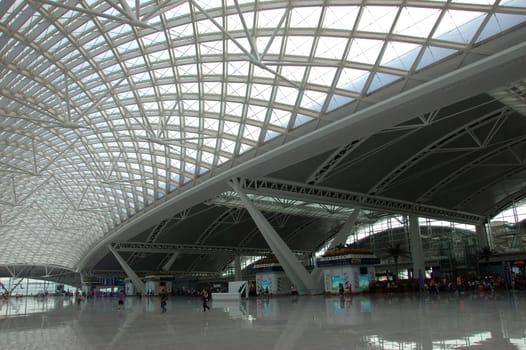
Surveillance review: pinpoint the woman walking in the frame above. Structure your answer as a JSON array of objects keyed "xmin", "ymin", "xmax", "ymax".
[{"xmin": 201, "ymin": 288, "xmax": 210, "ymax": 312}]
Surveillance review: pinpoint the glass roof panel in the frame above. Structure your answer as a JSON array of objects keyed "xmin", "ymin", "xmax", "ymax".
[
  {"xmin": 394, "ymin": 7, "xmax": 442, "ymax": 37},
  {"xmin": 357, "ymin": 6, "xmax": 398, "ymax": 33},
  {"xmin": 0, "ymin": 0, "xmax": 524, "ymax": 269},
  {"xmin": 434, "ymin": 10, "xmax": 487, "ymax": 43}
]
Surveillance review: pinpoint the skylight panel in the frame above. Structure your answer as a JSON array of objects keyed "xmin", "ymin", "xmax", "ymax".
[
  {"xmin": 289, "ymin": 7, "xmax": 322, "ymax": 28},
  {"xmin": 204, "ymin": 118, "xmax": 219, "ymax": 132},
  {"xmin": 358, "ymin": 6, "xmax": 398, "ymax": 33},
  {"xmin": 194, "ymin": 0, "xmax": 220, "ymax": 11},
  {"xmin": 184, "ymin": 116, "xmax": 199, "ymax": 127},
  {"xmin": 198, "ymin": 18, "xmax": 218, "ymax": 34},
  {"xmin": 200, "ymin": 40, "xmax": 223, "ymax": 55},
  {"xmin": 131, "ymin": 71, "xmax": 150, "ymax": 83},
  {"xmin": 180, "ymin": 83, "xmax": 199, "ymax": 94},
  {"xmin": 256, "ymin": 36, "xmax": 283, "ymax": 55},
  {"xmin": 227, "ymin": 13, "xmax": 244, "ymax": 31},
  {"xmin": 500, "ymin": 0, "xmax": 526, "ymax": 6},
  {"xmin": 242, "ymin": 124, "xmax": 261, "ymax": 141},
  {"xmin": 163, "ymin": 2, "xmax": 191, "ymax": 19},
  {"xmin": 323, "ymin": 6, "xmax": 359, "ymax": 30},
  {"xmin": 452, "ymin": 0, "xmax": 495, "ymax": 4},
  {"xmin": 286, "ymin": 36, "xmax": 314, "ymax": 56},
  {"xmin": 226, "ymin": 38, "xmax": 249, "ymax": 54},
  {"xmin": 227, "ymin": 61, "xmax": 250, "ymax": 77},
  {"xmin": 178, "ymin": 63, "xmax": 198, "ymax": 76},
  {"xmin": 301, "ymin": 90, "xmax": 327, "ymax": 112},
  {"xmin": 250, "ymin": 83, "xmax": 273, "ymax": 101},
  {"xmin": 258, "ymin": 9, "xmax": 287, "ymax": 28},
  {"xmin": 394, "ymin": 7, "xmax": 441, "ymax": 38},
  {"xmin": 220, "ymin": 138, "xmax": 236, "ymax": 153},
  {"xmin": 308, "ymin": 66, "xmax": 337, "ymax": 87},
  {"xmin": 203, "ymin": 137, "xmax": 217, "ymax": 148},
  {"xmin": 347, "ymin": 38, "xmax": 384, "ymax": 65},
  {"xmin": 227, "ymin": 82, "xmax": 248, "ymax": 97},
  {"xmin": 149, "ymin": 49, "xmax": 170, "ymax": 63},
  {"xmin": 108, "ymin": 23, "xmax": 132, "ymax": 38},
  {"xmin": 478, "ymin": 13, "xmax": 526, "ymax": 42},
  {"xmin": 204, "ymin": 99, "xmax": 221, "ymax": 113},
  {"xmin": 433, "ymin": 10, "xmax": 487, "ymax": 43},
  {"xmin": 327, "ymin": 94, "xmax": 354, "ymax": 112},
  {"xmin": 93, "ymin": 49, "xmax": 115, "ymax": 63},
  {"xmin": 137, "ymin": 87, "xmax": 155, "ymax": 97},
  {"xmin": 84, "ymin": 34, "xmax": 106, "ymax": 50},
  {"xmin": 159, "ymin": 84, "xmax": 178, "ymax": 95},
  {"xmin": 142, "ymin": 31, "xmax": 165, "ymax": 46},
  {"xmin": 280, "ymin": 65, "xmax": 306, "ymax": 83},
  {"xmin": 264, "ymin": 130, "xmax": 281, "ymax": 142},
  {"xmin": 225, "ymin": 101, "xmax": 244, "ymax": 116},
  {"xmin": 315, "ymin": 36, "xmax": 349, "ymax": 60},
  {"xmin": 102, "ymin": 63, "xmax": 121, "ymax": 75},
  {"xmin": 201, "ymin": 151, "xmax": 214, "ymax": 164},
  {"xmin": 186, "ymin": 148, "xmax": 198, "ymax": 160},
  {"xmin": 368, "ymin": 72, "xmax": 401, "ymax": 93},
  {"xmin": 275, "ymin": 86, "xmax": 299, "ymax": 106},
  {"xmin": 170, "ymin": 23, "xmax": 194, "ymax": 41},
  {"xmin": 202, "ymin": 62, "xmax": 223, "ymax": 75},
  {"xmin": 247, "ymin": 104, "xmax": 267, "ymax": 122},
  {"xmin": 269, "ymin": 109, "xmax": 291, "ymax": 128},
  {"xmin": 416, "ymin": 46, "xmax": 458, "ymax": 70},
  {"xmin": 154, "ymin": 67, "xmax": 173, "ymax": 80},
  {"xmin": 252, "ymin": 64, "xmax": 276, "ymax": 79},
  {"xmin": 173, "ymin": 44, "xmax": 196, "ymax": 58},
  {"xmin": 380, "ymin": 42, "xmax": 421, "ymax": 70},
  {"xmin": 223, "ymin": 121, "xmax": 240, "ymax": 136},
  {"xmin": 203, "ymin": 82, "xmax": 222, "ymax": 95},
  {"xmin": 182, "ymin": 100, "xmax": 198, "ymax": 112}
]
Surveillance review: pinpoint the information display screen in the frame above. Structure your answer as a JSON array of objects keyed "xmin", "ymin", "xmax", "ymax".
[{"xmin": 358, "ymin": 274, "xmax": 370, "ymax": 289}]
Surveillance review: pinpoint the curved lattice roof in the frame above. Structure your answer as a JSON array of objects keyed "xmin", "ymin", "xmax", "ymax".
[{"xmin": 1, "ymin": 0, "xmax": 526, "ymax": 269}]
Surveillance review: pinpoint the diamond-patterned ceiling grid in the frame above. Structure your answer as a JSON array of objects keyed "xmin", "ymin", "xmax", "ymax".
[{"xmin": 0, "ymin": 0, "xmax": 524, "ymax": 268}]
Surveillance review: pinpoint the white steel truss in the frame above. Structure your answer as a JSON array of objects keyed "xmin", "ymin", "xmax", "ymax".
[{"xmin": 236, "ymin": 177, "xmax": 484, "ymax": 224}]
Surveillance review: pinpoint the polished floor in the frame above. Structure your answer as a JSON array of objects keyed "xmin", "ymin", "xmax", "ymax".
[{"xmin": 1, "ymin": 292, "xmax": 526, "ymax": 350}]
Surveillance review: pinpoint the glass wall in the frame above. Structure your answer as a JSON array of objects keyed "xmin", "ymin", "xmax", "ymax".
[
  {"xmin": 0, "ymin": 277, "xmax": 77, "ymax": 296},
  {"xmin": 487, "ymin": 199, "xmax": 526, "ymax": 253},
  {"xmin": 316, "ymin": 215, "xmax": 478, "ymax": 276}
]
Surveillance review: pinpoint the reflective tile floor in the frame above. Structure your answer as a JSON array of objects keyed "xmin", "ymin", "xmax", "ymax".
[{"xmin": 1, "ymin": 292, "xmax": 526, "ymax": 350}]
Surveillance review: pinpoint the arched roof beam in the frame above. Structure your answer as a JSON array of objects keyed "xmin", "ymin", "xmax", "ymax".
[
  {"xmin": 370, "ymin": 104, "xmax": 509, "ymax": 195},
  {"xmin": 417, "ymin": 133, "xmax": 526, "ymax": 203}
]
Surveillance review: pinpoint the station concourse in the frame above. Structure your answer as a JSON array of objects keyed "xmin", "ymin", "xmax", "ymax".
[{"xmin": 1, "ymin": 1, "xmax": 526, "ymax": 349}]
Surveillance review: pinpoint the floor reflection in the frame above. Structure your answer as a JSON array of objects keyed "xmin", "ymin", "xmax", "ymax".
[{"xmin": 0, "ymin": 292, "xmax": 525, "ymax": 349}]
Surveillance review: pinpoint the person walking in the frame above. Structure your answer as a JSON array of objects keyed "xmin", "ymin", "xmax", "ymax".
[
  {"xmin": 201, "ymin": 288, "xmax": 210, "ymax": 312},
  {"xmin": 117, "ymin": 290, "xmax": 125, "ymax": 310},
  {"xmin": 160, "ymin": 289, "xmax": 168, "ymax": 313}
]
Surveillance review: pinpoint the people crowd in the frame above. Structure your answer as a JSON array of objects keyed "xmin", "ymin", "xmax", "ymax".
[{"xmin": 372, "ymin": 272, "xmax": 523, "ymax": 294}]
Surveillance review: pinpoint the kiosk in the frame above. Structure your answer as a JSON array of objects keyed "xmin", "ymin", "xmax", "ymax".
[
  {"xmin": 144, "ymin": 274, "xmax": 173, "ymax": 296},
  {"xmin": 124, "ymin": 278, "xmax": 135, "ymax": 296},
  {"xmin": 317, "ymin": 249, "xmax": 380, "ymax": 295},
  {"xmin": 253, "ymin": 259, "xmax": 292, "ymax": 296}
]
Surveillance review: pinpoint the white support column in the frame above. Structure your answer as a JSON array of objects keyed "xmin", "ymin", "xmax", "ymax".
[
  {"xmin": 108, "ymin": 244, "xmax": 146, "ymax": 295},
  {"xmin": 162, "ymin": 252, "xmax": 179, "ymax": 272},
  {"xmin": 476, "ymin": 224, "xmax": 489, "ymax": 249},
  {"xmin": 328, "ymin": 207, "xmax": 361, "ymax": 249},
  {"xmin": 234, "ymin": 255, "xmax": 242, "ymax": 280},
  {"xmin": 230, "ymin": 179, "xmax": 320, "ymax": 294},
  {"xmin": 409, "ymin": 215, "xmax": 425, "ymax": 284}
]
